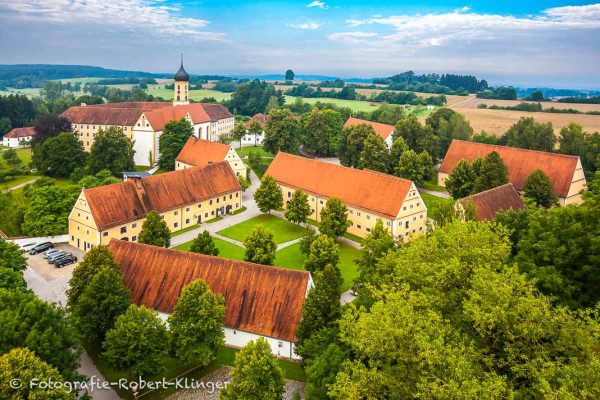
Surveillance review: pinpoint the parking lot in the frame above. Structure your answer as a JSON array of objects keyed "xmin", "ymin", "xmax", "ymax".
[{"xmin": 26, "ymin": 243, "xmax": 84, "ymax": 281}]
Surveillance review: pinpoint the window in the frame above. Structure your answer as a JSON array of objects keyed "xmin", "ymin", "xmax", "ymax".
[
  {"xmin": 366, "ymin": 228, "xmax": 371, "ymax": 232},
  {"xmin": 357, "ymin": 224, "xmax": 362, "ymax": 229},
  {"xmin": 387, "ymin": 221, "xmax": 391, "ymax": 226},
  {"xmin": 209, "ymin": 200, "xmax": 213, "ymax": 205},
  {"xmin": 405, "ymin": 221, "xmax": 409, "ymax": 229},
  {"xmin": 403, "ymin": 206, "xmax": 406, "ymax": 211},
  {"xmin": 349, "ymin": 210, "xmax": 354, "ymax": 214},
  {"xmin": 320, "ymin": 200, "xmax": 323, "ymax": 204},
  {"xmin": 198, "ymin": 204, "xmax": 202, "ymax": 208},
  {"xmin": 132, "ymin": 236, "xmax": 137, "ymax": 241},
  {"xmin": 357, "ymin": 212, "xmax": 361, "ymax": 216},
  {"xmin": 185, "ymin": 207, "xmax": 190, "ymax": 212},
  {"xmin": 185, "ymin": 219, "xmax": 190, "ymax": 224},
  {"xmin": 410, "ymin": 204, "xmax": 413, "ymax": 209},
  {"xmin": 236, "ymin": 192, "xmax": 239, "ymax": 197},
  {"xmin": 120, "ymin": 226, "xmax": 127, "ymax": 234},
  {"xmin": 103, "ymin": 231, "xmax": 108, "ymax": 237},
  {"xmin": 288, "ymin": 191, "xmax": 291, "ymax": 198},
  {"xmin": 413, "ymin": 217, "xmax": 416, "ymax": 221},
  {"xmin": 229, "ymin": 194, "xmax": 232, "ymax": 199},
  {"xmin": 174, "ymin": 222, "xmax": 178, "ymax": 228},
  {"xmin": 216, "ymin": 197, "xmax": 220, "ymax": 204},
  {"xmin": 132, "ymin": 223, "xmax": 137, "ymax": 228},
  {"xmin": 417, "ymin": 202, "xmax": 420, "ymax": 207},
  {"xmin": 366, "ymin": 215, "xmax": 371, "ymax": 220},
  {"xmin": 205, "ymin": 213, "xmax": 208, "ymax": 218},
  {"xmin": 174, "ymin": 211, "xmax": 178, "ymax": 216}
]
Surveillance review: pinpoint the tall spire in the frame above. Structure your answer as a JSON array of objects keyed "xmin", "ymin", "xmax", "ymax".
[
  {"xmin": 180, "ymin": 53, "xmax": 183, "ymax": 68},
  {"xmin": 174, "ymin": 53, "xmax": 189, "ymax": 82}
]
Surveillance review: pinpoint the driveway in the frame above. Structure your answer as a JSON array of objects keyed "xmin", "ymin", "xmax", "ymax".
[{"xmin": 25, "ymin": 243, "xmax": 83, "ymax": 281}]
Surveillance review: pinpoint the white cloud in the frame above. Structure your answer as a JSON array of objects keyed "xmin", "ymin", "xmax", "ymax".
[
  {"xmin": 288, "ymin": 21, "xmax": 321, "ymax": 30},
  {"xmin": 0, "ymin": 0, "xmax": 227, "ymax": 41},
  {"xmin": 328, "ymin": 31, "xmax": 378, "ymax": 43},
  {"xmin": 307, "ymin": 1, "xmax": 327, "ymax": 9}
]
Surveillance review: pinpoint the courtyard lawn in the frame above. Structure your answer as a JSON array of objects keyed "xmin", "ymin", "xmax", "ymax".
[
  {"xmin": 0, "ymin": 147, "xmax": 33, "ymax": 168},
  {"xmin": 421, "ymin": 192, "xmax": 448, "ymax": 218},
  {"xmin": 236, "ymin": 146, "xmax": 274, "ymax": 158},
  {"xmin": 275, "ymin": 242, "xmax": 359, "ymax": 291},
  {"xmin": 146, "ymin": 85, "xmax": 232, "ymax": 102},
  {"xmin": 174, "ymin": 236, "xmax": 245, "ymax": 261},
  {"xmin": 217, "ymin": 214, "xmax": 305, "ymax": 244}
]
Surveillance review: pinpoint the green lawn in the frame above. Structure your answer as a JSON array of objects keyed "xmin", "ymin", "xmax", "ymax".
[
  {"xmin": 421, "ymin": 192, "xmax": 448, "ymax": 217},
  {"xmin": 0, "ymin": 88, "xmax": 43, "ymax": 98},
  {"xmin": 275, "ymin": 242, "xmax": 360, "ymax": 291},
  {"xmin": 174, "ymin": 237, "xmax": 246, "ymax": 261},
  {"xmin": 171, "ymin": 224, "xmax": 201, "ymax": 237},
  {"xmin": 236, "ymin": 146, "xmax": 274, "ymax": 158},
  {"xmin": 0, "ymin": 175, "xmax": 38, "ymax": 191},
  {"xmin": 0, "ymin": 148, "xmax": 33, "ymax": 168},
  {"xmin": 230, "ymin": 206, "xmax": 247, "ymax": 215},
  {"xmin": 218, "ymin": 214, "xmax": 305, "ymax": 244},
  {"xmin": 146, "ymin": 85, "xmax": 232, "ymax": 102}
]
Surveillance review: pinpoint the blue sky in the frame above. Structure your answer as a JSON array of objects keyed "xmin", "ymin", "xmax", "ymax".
[{"xmin": 0, "ymin": 1, "xmax": 599, "ymax": 88}]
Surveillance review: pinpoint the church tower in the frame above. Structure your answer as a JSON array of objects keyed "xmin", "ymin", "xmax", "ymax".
[{"xmin": 173, "ymin": 54, "xmax": 190, "ymax": 106}]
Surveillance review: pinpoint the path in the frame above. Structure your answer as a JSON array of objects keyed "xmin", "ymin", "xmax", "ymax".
[
  {"xmin": 419, "ymin": 188, "xmax": 452, "ymax": 199},
  {"xmin": 448, "ymin": 94, "xmax": 477, "ymax": 109},
  {"xmin": 1, "ymin": 176, "xmax": 39, "ymax": 193}
]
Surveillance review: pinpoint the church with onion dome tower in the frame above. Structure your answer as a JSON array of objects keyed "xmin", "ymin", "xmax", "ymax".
[{"xmin": 173, "ymin": 54, "xmax": 190, "ymax": 105}]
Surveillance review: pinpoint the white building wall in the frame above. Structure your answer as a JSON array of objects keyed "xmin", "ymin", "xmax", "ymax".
[
  {"xmin": 2, "ymin": 136, "xmax": 32, "ymax": 148},
  {"xmin": 241, "ymin": 131, "xmax": 265, "ymax": 146}
]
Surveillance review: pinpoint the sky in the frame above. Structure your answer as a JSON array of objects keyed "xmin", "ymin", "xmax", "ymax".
[{"xmin": 0, "ymin": 1, "xmax": 599, "ymax": 88}]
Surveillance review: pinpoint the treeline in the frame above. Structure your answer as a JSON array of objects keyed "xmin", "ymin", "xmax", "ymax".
[
  {"xmin": 99, "ymin": 77, "xmax": 158, "ymax": 85},
  {"xmin": 374, "ymin": 71, "xmax": 488, "ymax": 95},
  {"xmin": 286, "ymin": 83, "xmax": 365, "ymax": 101},
  {"xmin": 372, "ymin": 91, "xmax": 446, "ymax": 106},
  {"xmin": 478, "ymin": 102, "xmax": 600, "ymax": 115},
  {"xmin": 476, "ymin": 86, "xmax": 517, "ymax": 100},
  {"xmin": 559, "ymin": 96, "xmax": 600, "ymax": 104}
]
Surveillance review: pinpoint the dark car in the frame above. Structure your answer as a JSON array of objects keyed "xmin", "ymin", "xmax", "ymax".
[
  {"xmin": 29, "ymin": 242, "xmax": 53, "ymax": 255},
  {"xmin": 47, "ymin": 251, "xmax": 67, "ymax": 263},
  {"xmin": 51, "ymin": 253, "xmax": 72, "ymax": 265},
  {"xmin": 55, "ymin": 255, "xmax": 77, "ymax": 268}
]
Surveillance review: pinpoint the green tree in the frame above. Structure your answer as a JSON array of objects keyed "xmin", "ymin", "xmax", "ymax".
[
  {"xmin": 33, "ymin": 132, "xmax": 86, "ymax": 177},
  {"xmin": 305, "ymin": 234, "xmax": 339, "ymax": 275},
  {"xmin": 0, "ymin": 266, "xmax": 27, "ymax": 291},
  {"xmin": 357, "ymin": 133, "xmax": 389, "ymax": 172},
  {"xmin": 473, "ymin": 151, "xmax": 509, "ymax": 193},
  {"xmin": 243, "ymin": 225, "xmax": 277, "ymax": 265},
  {"xmin": 355, "ymin": 219, "xmax": 395, "ymax": 289},
  {"xmin": 263, "ymin": 108, "xmax": 301, "ymax": 154},
  {"xmin": 22, "ymin": 184, "xmax": 79, "ymax": 236},
  {"xmin": 138, "ymin": 211, "xmax": 171, "ymax": 247},
  {"xmin": 67, "ymin": 245, "xmax": 121, "ymax": 308},
  {"xmin": 168, "ymin": 279, "xmax": 225, "ymax": 364},
  {"xmin": 247, "ymin": 150, "xmax": 262, "ymax": 171},
  {"xmin": 436, "ymin": 113, "xmax": 473, "ymax": 157},
  {"xmin": 284, "ymin": 188, "xmax": 311, "ymax": 225},
  {"xmin": 190, "ymin": 230, "xmax": 220, "ymax": 256},
  {"xmin": 220, "ymin": 337, "xmax": 286, "ymax": 400},
  {"xmin": 431, "ymin": 198, "xmax": 476, "ymax": 227},
  {"xmin": 503, "ymin": 117, "xmax": 556, "ymax": 152},
  {"xmin": 158, "ymin": 118, "xmax": 194, "ymax": 170},
  {"xmin": 370, "ymin": 104, "xmax": 406, "ymax": 125},
  {"xmin": 305, "ymin": 342, "xmax": 348, "ymax": 400},
  {"xmin": 295, "ymin": 264, "xmax": 343, "ymax": 359},
  {"xmin": 88, "ymin": 127, "xmax": 135, "ymax": 174},
  {"xmin": 302, "ymin": 108, "xmax": 343, "ymax": 156},
  {"xmin": 0, "ymin": 237, "xmax": 26, "ymax": 272},
  {"xmin": 299, "ymin": 226, "xmax": 318, "ymax": 255},
  {"xmin": 72, "ymin": 266, "xmax": 131, "ymax": 347},
  {"xmin": 238, "ymin": 175, "xmax": 250, "ymax": 191},
  {"xmin": 338, "ymin": 124, "xmax": 374, "ymax": 167},
  {"xmin": 0, "ymin": 117, "xmax": 12, "ymax": 136},
  {"xmin": 103, "ymin": 304, "xmax": 170, "ymax": 378},
  {"xmin": 528, "ymin": 90, "xmax": 545, "ymax": 101},
  {"xmin": 559, "ymin": 123, "xmax": 600, "ymax": 177},
  {"xmin": 395, "ymin": 149, "xmax": 433, "ymax": 185},
  {"xmin": 33, "ymin": 114, "xmax": 71, "ymax": 144},
  {"xmin": 523, "ymin": 169, "xmax": 557, "ymax": 207},
  {"xmin": 231, "ymin": 123, "xmax": 247, "ymax": 147},
  {"xmin": 247, "ymin": 120, "xmax": 264, "ymax": 146},
  {"xmin": 445, "ymin": 159, "xmax": 477, "ymax": 198},
  {"xmin": 319, "ymin": 197, "xmax": 351, "ymax": 239},
  {"xmin": 254, "ymin": 175, "xmax": 283, "ymax": 214},
  {"xmin": 0, "ymin": 348, "xmax": 75, "ymax": 400},
  {"xmin": 77, "ymin": 169, "xmax": 120, "ymax": 188},
  {"xmin": 0, "ymin": 289, "xmax": 81, "ymax": 380},
  {"xmin": 285, "ymin": 69, "xmax": 295, "ymax": 81},
  {"xmin": 394, "ymin": 114, "xmax": 437, "ymax": 157},
  {"xmin": 229, "ymin": 80, "xmax": 284, "ymax": 116},
  {"xmin": 387, "ymin": 136, "xmax": 409, "ymax": 173},
  {"xmin": 265, "ymin": 96, "xmax": 281, "ymax": 113},
  {"xmin": 425, "ymin": 107, "xmax": 456, "ymax": 132}
]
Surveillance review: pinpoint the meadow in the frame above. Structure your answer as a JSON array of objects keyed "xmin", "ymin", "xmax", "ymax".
[{"xmin": 146, "ymin": 84, "xmax": 232, "ymax": 101}]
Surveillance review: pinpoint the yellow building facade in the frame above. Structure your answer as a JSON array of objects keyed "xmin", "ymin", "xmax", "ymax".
[{"xmin": 175, "ymin": 137, "xmax": 247, "ymax": 178}]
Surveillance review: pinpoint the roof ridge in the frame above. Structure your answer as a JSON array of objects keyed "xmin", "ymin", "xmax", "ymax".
[
  {"xmin": 451, "ymin": 139, "xmax": 580, "ymax": 160},
  {"xmin": 462, "ymin": 183, "xmax": 515, "ymax": 200}
]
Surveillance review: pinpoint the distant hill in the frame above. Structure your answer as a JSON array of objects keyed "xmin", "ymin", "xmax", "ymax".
[{"xmin": 229, "ymin": 74, "xmax": 373, "ymax": 83}]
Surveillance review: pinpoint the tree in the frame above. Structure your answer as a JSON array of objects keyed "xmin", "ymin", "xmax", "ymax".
[
  {"xmin": 72, "ymin": 266, "xmax": 131, "ymax": 347},
  {"xmin": 425, "ymin": 107, "xmax": 456, "ymax": 133},
  {"xmin": 305, "ymin": 235, "xmax": 339, "ymax": 275},
  {"xmin": 559, "ymin": 123, "xmax": 600, "ymax": 177},
  {"xmin": 338, "ymin": 124, "xmax": 374, "ymax": 167},
  {"xmin": 355, "ymin": 219, "xmax": 395, "ymax": 289},
  {"xmin": 238, "ymin": 175, "xmax": 250, "ymax": 191},
  {"xmin": 243, "ymin": 225, "xmax": 277, "ymax": 265},
  {"xmin": 248, "ymin": 119, "xmax": 264, "ymax": 146},
  {"xmin": 103, "ymin": 304, "xmax": 170, "ymax": 378},
  {"xmin": 67, "ymin": 245, "xmax": 121, "ymax": 308},
  {"xmin": 0, "ymin": 266, "xmax": 27, "ymax": 292},
  {"xmin": 263, "ymin": 108, "xmax": 301, "ymax": 154},
  {"xmin": 357, "ymin": 133, "xmax": 389, "ymax": 172},
  {"xmin": 190, "ymin": 230, "xmax": 220, "ymax": 256},
  {"xmin": 220, "ymin": 337, "xmax": 285, "ymax": 400},
  {"xmin": 394, "ymin": 114, "xmax": 437, "ymax": 157},
  {"xmin": 0, "ymin": 348, "xmax": 74, "ymax": 400},
  {"xmin": 436, "ymin": 113, "xmax": 473, "ymax": 157},
  {"xmin": 229, "ymin": 80, "xmax": 284, "ymax": 116},
  {"xmin": 503, "ymin": 117, "xmax": 556, "ymax": 152},
  {"xmin": 431, "ymin": 198, "xmax": 476, "ymax": 227},
  {"xmin": 394, "ymin": 149, "xmax": 433, "ymax": 185},
  {"xmin": 295, "ymin": 264, "xmax": 342, "ymax": 358},
  {"xmin": 231, "ymin": 123, "xmax": 247, "ymax": 148},
  {"xmin": 77, "ymin": 169, "xmax": 120, "ymax": 188},
  {"xmin": 22, "ymin": 184, "xmax": 79, "ymax": 236},
  {"xmin": 88, "ymin": 127, "xmax": 135, "ymax": 174},
  {"xmin": 473, "ymin": 151, "xmax": 509, "ymax": 193},
  {"xmin": 168, "ymin": 279, "xmax": 225, "ymax": 364},
  {"xmin": 445, "ymin": 159, "xmax": 477, "ymax": 198},
  {"xmin": 248, "ymin": 150, "xmax": 262, "ymax": 171},
  {"xmin": 523, "ymin": 169, "xmax": 557, "ymax": 207},
  {"xmin": 0, "ymin": 237, "xmax": 27, "ymax": 273},
  {"xmin": 138, "ymin": 211, "xmax": 171, "ymax": 247},
  {"xmin": 319, "ymin": 197, "xmax": 351, "ymax": 238},
  {"xmin": 284, "ymin": 189, "xmax": 311, "ymax": 225},
  {"xmin": 254, "ymin": 175, "xmax": 283, "ymax": 213},
  {"xmin": 285, "ymin": 69, "xmax": 295, "ymax": 81},
  {"xmin": 0, "ymin": 289, "xmax": 81, "ymax": 380},
  {"xmin": 158, "ymin": 118, "xmax": 194, "ymax": 170},
  {"xmin": 370, "ymin": 104, "xmax": 406, "ymax": 125},
  {"xmin": 33, "ymin": 114, "xmax": 71, "ymax": 144},
  {"xmin": 305, "ymin": 342, "xmax": 348, "ymax": 400},
  {"xmin": 33, "ymin": 132, "xmax": 86, "ymax": 177},
  {"xmin": 302, "ymin": 108, "xmax": 343, "ymax": 156},
  {"xmin": 0, "ymin": 117, "xmax": 11, "ymax": 136},
  {"xmin": 265, "ymin": 96, "xmax": 280, "ymax": 113},
  {"xmin": 388, "ymin": 136, "xmax": 409, "ymax": 173},
  {"xmin": 299, "ymin": 226, "xmax": 318, "ymax": 255}
]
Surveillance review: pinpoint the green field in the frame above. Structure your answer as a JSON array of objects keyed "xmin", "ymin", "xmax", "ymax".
[
  {"xmin": 421, "ymin": 192, "xmax": 448, "ymax": 218},
  {"xmin": 146, "ymin": 85, "xmax": 232, "ymax": 101},
  {"xmin": 174, "ymin": 236, "xmax": 246, "ymax": 261},
  {"xmin": 0, "ymin": 88, "xmax": 43, "ymax": 98},
  {"xmin": 218, "ymin": 214, "xmax": 305, "ymax": 244},
  {"xmin": 285, "ymin": 95, "xmax": 380, "ymax": 113},
  {"xmin": 236, "ymin": 146, "xmax": 274, "ymax": 158}
]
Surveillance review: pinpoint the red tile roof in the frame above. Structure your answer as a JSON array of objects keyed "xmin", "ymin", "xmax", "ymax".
[
  {"xmin": 61, "ymin": 102, "xmax": 171, "ymax": 126},
  {"xmin": 143, "ymin": 103, "xmax": 233, "ymax": 132},
  {"xmin": 176, "ymin": 137, "xmax": 232, "ymax": 167},
  {"xmin": 439, "ymin": 140, "xmax": 581, "ymax": 198},
  {"xmin": 265, "ymin": 152, "xmax": 413, "ymax": 219},
  {"xmin": 4, "ymin": 127, "xmax": 36, "ymax": 139},
  {"xmin": 84, "ymin": 162, "xmax": 241, "ymax": 230},
  {"xmin": 244, "ymin": 113, "xmax": 267, "ymax": 129},
  {"xmin": 344, "ymin": 117, "xmax": 394, "ymax": 141},
  {"xmin": 460, "ymin": 183, "xmax": 525, "ymax": 221},
  {"xmin": 108, "ymin": 239, "xmax": 310, "ymax": 342}
]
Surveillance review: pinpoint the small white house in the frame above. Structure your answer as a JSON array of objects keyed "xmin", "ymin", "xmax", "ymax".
[
  {"xmin": 242, "ymin": 113, "xmax": 267, "ymax": 146},
  {"xmin": 2, "ymin": 127, "xmax": 36, "ymax": 148}
]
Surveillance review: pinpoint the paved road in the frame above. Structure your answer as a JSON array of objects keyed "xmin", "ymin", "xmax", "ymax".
[{"xmin": 418, "ymin": 188, "xmax": 452, "ymax": 199}]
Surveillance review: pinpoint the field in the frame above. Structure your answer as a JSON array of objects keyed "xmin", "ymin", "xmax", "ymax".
[
  {"xmin": 146, "ymin": 84, "xmax": 232, "ymax": 101},
  {"xmin": 0, "ymin": 88, "xmax": 43, "ymax": 98},
  {"xmin": 217, "ymin": 214, "xmax": 305, "ymax": 244},
  {"xmin": 447, "ymin": 107, "xmax": 600, "ymax": 136},
  {"xmin": 450, "ymin": 95, "xmax": 600, "ymax": 112},
  {"xmin": 285, "ymin": 95, "xmax": 433, "ymax": 116}
]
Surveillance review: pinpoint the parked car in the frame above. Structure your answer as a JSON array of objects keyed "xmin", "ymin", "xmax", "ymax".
[
  {"xmin": 47, "ymin": 251, "xmax": 67, "ymax": 263},
  {"xmin": 19, "ymin": 242, "xmax": 38, "ymax": 251},
  {"xmin": 43, "ymin": 248, "xmax": 63, "ymax": 259},
  {"xmin": 29, "ymin": 242, "xmax": 53, "ymax": 255},
  {"xmin": 54, "ymin": 254, "xmax": 77, "ymax": 268}
]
